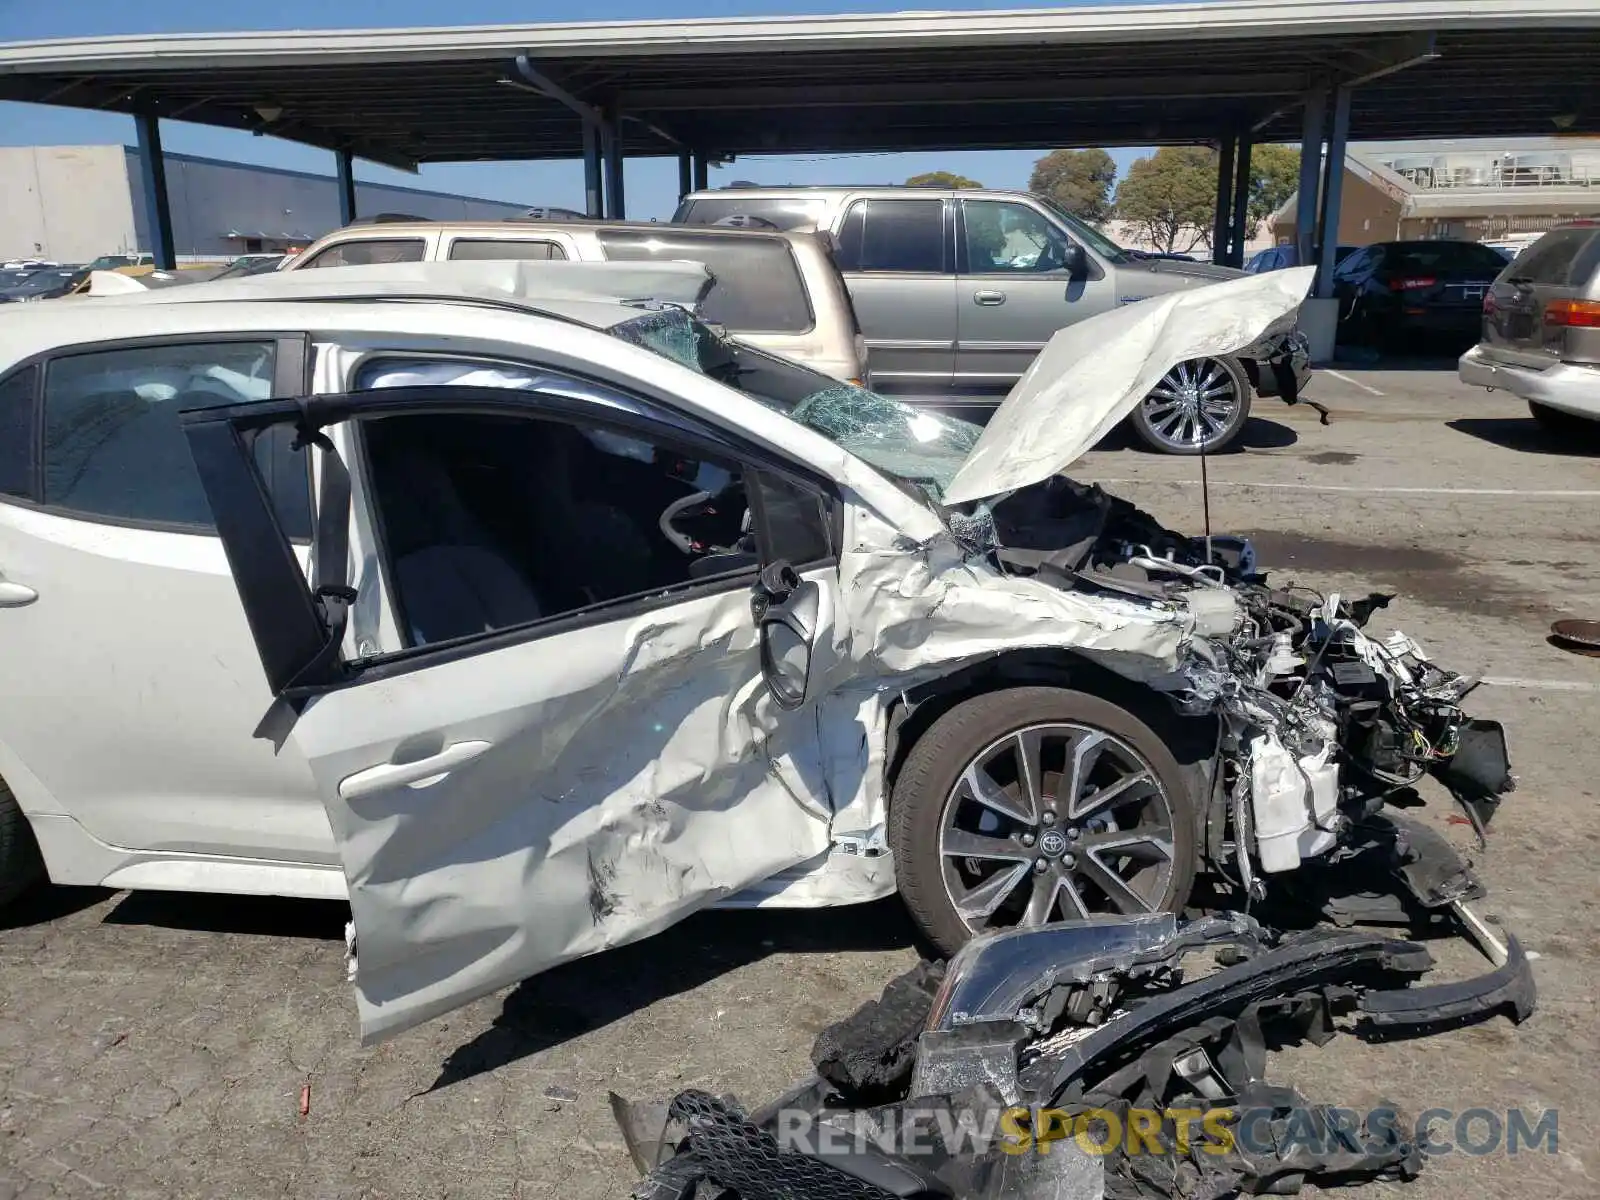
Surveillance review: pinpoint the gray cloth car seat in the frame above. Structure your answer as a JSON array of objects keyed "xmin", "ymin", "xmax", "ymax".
[{"xmin": 379, "ymin": 446, "xmax": 544, "ymax": 644}]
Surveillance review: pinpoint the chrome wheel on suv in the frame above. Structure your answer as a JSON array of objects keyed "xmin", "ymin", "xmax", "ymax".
[{"xmin": 1131, "ymin": 356, "xmax": 1251, "ymax": 454}]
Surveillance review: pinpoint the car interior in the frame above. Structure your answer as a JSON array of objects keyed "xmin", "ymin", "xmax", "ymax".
[{"xmin": 360, "ymin": 412, "xmax": 753, "ymax": 647}]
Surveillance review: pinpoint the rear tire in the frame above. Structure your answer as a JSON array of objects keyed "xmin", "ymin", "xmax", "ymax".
[
  {"xmin": 1529, "ymin": 401, "xmax": 1594, "ymax": 436},
  {"xmin": 889, "ymin": 687, "xmax": 1198, "ymax": 958},
  {"xmin": 0, "ymin": 778, "xmax": 45, "ymax": 908}
]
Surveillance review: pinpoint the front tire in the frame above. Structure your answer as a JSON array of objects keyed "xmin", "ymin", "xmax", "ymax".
[
  {"xmin": 889, "ymin": 687, "xmax": 1197, "ymax": 958},
  {"xmin": 1130, "ymin": 356, "xmax": 1252, "ymax": 454},
  {"xmin": 0, "ymin": 778, "xmax": 45, "ymax": 908}
]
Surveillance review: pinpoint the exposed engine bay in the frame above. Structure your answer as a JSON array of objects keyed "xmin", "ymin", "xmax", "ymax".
[{"xmin": 980, "ymin": 476, "xmax": 1516, "ymax": 892}]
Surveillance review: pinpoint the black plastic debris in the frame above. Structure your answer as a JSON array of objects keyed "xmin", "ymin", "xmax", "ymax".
[
  {"xmin": 620, "ymin": 888, "xmax": 1536, "ymax": 1200},
  {"xmin": 813, "ymin": 959, "xmax": 947, "ymax": 1104}
]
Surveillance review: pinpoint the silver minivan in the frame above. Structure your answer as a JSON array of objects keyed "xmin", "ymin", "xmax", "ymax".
[
  {"xmin": 1459, "ymin": 221, "xmax": 1600, "ymax": 430},
  {"xmin": 675, "ymin": 186, "xmax": 1312, "ymax": 454},
  {"xmin": 286, "ymin": 218, "xmax": 867, "ymax": 385}
]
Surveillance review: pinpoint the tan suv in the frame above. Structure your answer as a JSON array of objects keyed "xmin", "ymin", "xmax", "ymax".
[{"xmin": 285, "ymin": 218, "xmax": 867, "ymax": 384}]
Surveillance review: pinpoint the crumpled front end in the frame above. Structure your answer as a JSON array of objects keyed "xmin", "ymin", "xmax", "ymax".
[{"xmin": 966, "ymin": 472, "xmax": 1517, "ymax": 895}]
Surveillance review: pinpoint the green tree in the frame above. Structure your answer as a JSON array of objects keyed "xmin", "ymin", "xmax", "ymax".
[
  {"xmin": 1246, "ymin": 143, "xmax": 1301, "ymax": 229},
  {"xmin": 904, "ymin": 171, "xmax": 983, "ymax": 189},
  {"xmin": 1028, "ymin": 148, "xmax": 1117, "ymax": 223},
  {"xmin": 1113, "ymin": 146, "xmax": 1218, "ymax": 254}
]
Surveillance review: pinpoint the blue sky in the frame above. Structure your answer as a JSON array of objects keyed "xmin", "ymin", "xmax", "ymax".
[{"xmin": 0, "ymin": 0, "xmax": 1158, "ymax": 219}]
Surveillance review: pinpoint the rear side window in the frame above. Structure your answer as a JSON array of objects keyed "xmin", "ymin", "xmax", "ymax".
[
  {"xmin": 0, "ymin": 367, "xmax": 37, "ymax": 499},
  {"xmin": 596, "ymin": 230, "xmax": 813, "ymax": 334},
  {"xmin": 1387, "ymin": 242, "xmax": 1507, "ymax": 277},
  {"xmin": 447, "ymin": 239, "xmax": 569, "ymax": 262},
  {"xmin": 42, "ymin": 342, "xmax": 282, "ymax": 529},
  {"xmin": 835, "ymin": 200, "xmax": 945, "ymax": 273},
  {"xmin": 1509, "ymin": 228, "xmax": 1600, "ymax": 287},
  {"xmin": 300, "ymin": 239, "xmax": 425, "ymax": 268},
  {"xmin": 1333, "ymin": 247, "xmax": 1376, "ymax": 278},
  {"xmin": 674, "ymin": 197, "xmax": 830, "ymax": 231}
]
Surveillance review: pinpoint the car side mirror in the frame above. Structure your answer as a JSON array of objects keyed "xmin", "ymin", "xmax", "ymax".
[
  {"xmin": 751, "ymin": 560, "xmax": 820, "ymax": 710},
  {"xmin": 1062, "ymin": 242, "xmax": 1088, "ymax": 278}
]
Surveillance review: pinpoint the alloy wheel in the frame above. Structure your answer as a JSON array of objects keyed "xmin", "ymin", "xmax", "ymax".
[
  {"xmin": 1139, "ymin": 357, "xmax": 1241, "ymax": 452},
  {"xmin": 936, "ymin": 722, "xmax": 1177, "ymax": 933}
]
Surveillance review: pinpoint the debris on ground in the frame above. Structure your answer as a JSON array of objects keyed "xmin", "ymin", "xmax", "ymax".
[{"xmin": 615, "ymin": 826, "xmax": 1533, "ymax": 1199}]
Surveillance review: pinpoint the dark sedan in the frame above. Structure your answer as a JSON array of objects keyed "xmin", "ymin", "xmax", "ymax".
[
  {"xmin": 0, "ymin": 265, "xmax": 90, "ymax": 303},
  {"xmin": 1332, "ymin": 240, "xmax": 1509, "ymax": 351}
]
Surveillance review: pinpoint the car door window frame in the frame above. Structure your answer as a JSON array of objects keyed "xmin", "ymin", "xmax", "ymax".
[
  {"xmin": 340, "ymin": 348, "xmax": 842, "ymax": 564},
  {"xmin": 185, "ymin": 382, "xmax": 842, "ymax": 696},
  {"xmin": 953, "ymin": 199, "xmax": 1105, "ymax": 281},
  {"xmin": 0, "ymin": 331, "xmax": 312, "ymax": 537},
  {"xmin": 956, "ymin": 198, "xmax": 1065, "ymax": 276}
]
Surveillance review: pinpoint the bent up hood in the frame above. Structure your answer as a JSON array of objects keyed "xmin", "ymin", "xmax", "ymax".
[{"xmin": 943, "ymin": 266, "xmax": 1315, "ymax": 505}]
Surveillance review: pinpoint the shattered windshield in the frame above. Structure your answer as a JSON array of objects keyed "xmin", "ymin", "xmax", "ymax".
[{"xmin": 612, "ymin": 308, "xmax": 980, "ymax": 504}]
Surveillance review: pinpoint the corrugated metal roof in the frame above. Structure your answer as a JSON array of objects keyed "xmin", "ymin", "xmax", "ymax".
[{"xmin": 0, "ymin": 1, "xmax": 1595, "ymax": 170}]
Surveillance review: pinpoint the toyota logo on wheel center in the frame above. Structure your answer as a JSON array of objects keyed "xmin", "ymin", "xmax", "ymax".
[{"xmin": 1038, "ymin": 829, "xmax": 1069, "ymax": 858}]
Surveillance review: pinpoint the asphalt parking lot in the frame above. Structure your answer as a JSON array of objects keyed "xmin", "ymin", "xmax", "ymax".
[{"xmin": 2, "ymin": 362, "xmax": 1598, "ymax": 1200}]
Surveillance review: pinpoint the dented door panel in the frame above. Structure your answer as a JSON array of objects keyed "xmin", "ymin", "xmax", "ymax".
[{"xmin": 300, "ymin": 581, "xmax": 838, "ymax": 1042}]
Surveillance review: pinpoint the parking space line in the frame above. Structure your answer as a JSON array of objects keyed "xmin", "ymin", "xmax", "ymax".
[
  {"xmin": 1092, "ymin": 479, "xmax": 1600, "ymax": 498},
  {"xmin": 1322, "ymin": 369, "xmax": 1386, "ymax": 396},
  {"xmin": 1483, "ymin": 676, "xmax": 1600, "ymax": 693}
]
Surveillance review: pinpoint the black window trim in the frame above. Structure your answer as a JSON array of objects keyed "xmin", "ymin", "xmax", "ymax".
[
  {"xmin": 0, "ymin": 331, "xmax": 312, "ymax": 538},
  {"xmin": 197, "ymin": 383, "xmax": 841, "ymax": 697},
  {"xmin": 0, "ymin": 363, "xmax": 43, "ymax": 504}
]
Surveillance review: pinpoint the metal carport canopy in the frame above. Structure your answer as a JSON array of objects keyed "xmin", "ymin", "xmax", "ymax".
[{"xmin": 0, "ymin": 0, "xmax": 1597, "ymax": 171}]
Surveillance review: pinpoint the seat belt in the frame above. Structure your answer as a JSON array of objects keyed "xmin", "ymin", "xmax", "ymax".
[{"xmin": 285, "ymin": 420, "xmax": 357, "ymax": 693}]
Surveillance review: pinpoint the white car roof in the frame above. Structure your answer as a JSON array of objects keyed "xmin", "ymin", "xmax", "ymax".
[
  {"xmin": 83, "ymin": 259, "xmax": 713, "ymax": 321},
  {"xmin": 0, "ymin": 260, "xmax": 713, "ymax": 370}
]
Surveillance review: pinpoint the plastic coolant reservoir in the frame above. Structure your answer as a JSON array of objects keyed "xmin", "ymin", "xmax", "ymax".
[
  {"xmin": 1250, "ymin": 732, "xmax": 1308, "ymax": 873},
  {"xmin": 1185, "ymin": 587, "xmax": 1241, "ymax": 637},
  {"xmin": 1297, "ymin": 743, "xmax": 1340, "ymax": 860},
  {"xmin": 1250, "ymin": 735, "xmax": 1342, "ymax": 872}
]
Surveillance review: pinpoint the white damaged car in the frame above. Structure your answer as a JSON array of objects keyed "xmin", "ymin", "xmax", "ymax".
[{"xmin": 0, "ymin": 262, "xmax": 1513, "ymax": 1041}]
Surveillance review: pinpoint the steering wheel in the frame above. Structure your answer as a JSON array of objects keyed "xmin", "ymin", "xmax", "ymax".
[{"xmin": 659, "ymin": 490, "xmax": 720, "ymax": 554}]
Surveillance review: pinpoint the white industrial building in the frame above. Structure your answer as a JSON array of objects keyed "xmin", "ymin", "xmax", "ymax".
[{"xmin": 0, "ymin": 144, "xmax": 527, "ymax": 264}]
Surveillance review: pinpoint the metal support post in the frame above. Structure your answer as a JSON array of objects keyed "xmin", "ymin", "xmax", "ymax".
[
  {"xmin": 692, "ymin": 152, "xmax": 709, "ymax": 192},
  {"xmin": 335, "ymin": 149, "xmax": 357, "ymax": 226},
  {"xmin": 582, "ymin": 121, "xmax": 603, "ymax": 218},
  {"xmin": 134, "ymin": 113, "xmax": 175, "ymax": 269},
  {"xmin": 1212, "ymin": 134, "xmax": 1236, "ymax": 266},
  {"xmin": 1229, "ymin": 135, "xmax": 1253, "ymax": 268},
  {"xmin": 677, "ymin": 150, "xmax": 692, "ymax": 202},
  {"xmin": 602, "ymin": 107, "xmax": 625, "ymax": 219},
  {"xmin": 1294, "ymin": 87, "xmax": 1327, "ymax": 268},
  {"xmin": 1315, "ymin": 85, "xmax": 1353, "ymax": 298}
]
